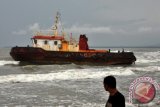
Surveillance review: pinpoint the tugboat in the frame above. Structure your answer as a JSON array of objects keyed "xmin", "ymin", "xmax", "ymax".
[{"xmin": 10, "ymin": 12, "xmax": 136, "ymax": 65}]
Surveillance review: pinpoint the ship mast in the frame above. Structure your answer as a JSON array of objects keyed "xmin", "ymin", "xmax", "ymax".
[
  {"xmin": 53, "ymin": 12, "xmax": 59, "ymax": 36},
  {"xmin": 52, "ymin": 12, "xmax": 65, "ymax": 37}
]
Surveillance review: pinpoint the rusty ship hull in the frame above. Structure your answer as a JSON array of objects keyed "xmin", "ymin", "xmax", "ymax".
[{"xmin": 10, "ymin": 47, "xmax": 136, "ymax": 65}]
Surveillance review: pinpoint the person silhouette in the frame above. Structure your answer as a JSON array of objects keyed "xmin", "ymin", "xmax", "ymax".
[{"xmin": 103, "ymin": 75, "xmax": 125, "ymax": 107}]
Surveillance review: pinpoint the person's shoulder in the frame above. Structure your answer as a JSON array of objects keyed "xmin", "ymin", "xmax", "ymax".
[
  {"xmin": 116, "ymin": 91, "xmax": 125, "ymax": 98},
  {"xmin": 113, "ymin": 91, "xmax": 125, "ymax": 106}
]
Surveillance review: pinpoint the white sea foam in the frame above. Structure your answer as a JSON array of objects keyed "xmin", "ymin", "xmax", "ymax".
[
  {"xmin": 0, "ymin": 68, "xmax": 134, "ymax": 83},
  {"xmin": 131, "ymin": 66, "xmax": 160, "ymax": 72},
  {"xmin": 125, "ymin": 102, "xmax": 137, "ymax": 107},
  {"xmin": 136, "ymin": 58, "xmax": 160, "ymax": 64},
  {"xmin": 136, "ymin": 51, "xmax": 160, "ymax": 63},
  {"xmin": 143, "ymin": 51, "xmax": 160, "ymax": 57},
  {"xmin": 136, "ymin": 59, "xmax": 157, "ymax": 63},
  {"xmin": 0, "ymin": 60, "xmax": 19, "ymax": 66}
]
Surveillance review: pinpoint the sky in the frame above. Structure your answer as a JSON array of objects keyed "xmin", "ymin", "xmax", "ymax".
[{"xmin": 0, "ymin": 0, "xmax": 160, "ymax": 47}]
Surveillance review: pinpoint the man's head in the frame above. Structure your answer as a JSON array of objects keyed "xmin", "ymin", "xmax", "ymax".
[{"xmin": 103, "ymin": 75, "xmax": 116, "ymax": 91}]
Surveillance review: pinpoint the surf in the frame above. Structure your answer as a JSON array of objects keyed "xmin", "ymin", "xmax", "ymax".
[
  {"xmin": 0, "ymin": 60, "xmax": 19, "ymax": 66},
  {"xmin": 0, "ymin": 68, "xmax": 135, "ymax": 83}
]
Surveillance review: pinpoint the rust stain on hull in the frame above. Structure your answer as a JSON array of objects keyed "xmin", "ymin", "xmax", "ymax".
[{"xmin": 10, "ymin": 47, "xmax": 136, "ymax": 65}]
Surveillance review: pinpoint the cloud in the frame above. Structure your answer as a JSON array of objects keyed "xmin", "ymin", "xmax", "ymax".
[
  {"xmin": 11, "ymin": 23, "xmax": 128, "ymax": 37},
  {"xmin": 12, "ymin": 30, "xmax": 27, "ymax": 35},
  {"xmin": 29, "ymin": 23, "xmax": 40, "ymax": 31},
  {"xmin": 115, "ymin": 29, "xmax": 127, "ymax": 34},
  {"xmin": 138, "ymin": 27, "xmax": 152, "ymax": 32},
  {"xmin": 12, "ymin": 23, "xmax": 41, "ymax": 36},
  {"xmin": 65, "ymin": 25, "xmax": 113, "ymax": 34}
]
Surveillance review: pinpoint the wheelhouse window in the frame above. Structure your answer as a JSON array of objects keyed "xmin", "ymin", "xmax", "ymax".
[
  {"xmin": 34, "ymin": 39, "xmax": 37, "ymax": 44},
  {"xmin": 54, "ymin": 41, "xmax": 57, "ymax": 45},
  {"xmin": 44, "ymin": 40, "xmax": 48, "ymax": 45}
]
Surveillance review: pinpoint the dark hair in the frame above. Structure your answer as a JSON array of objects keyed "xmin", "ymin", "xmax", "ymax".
[{"xmin": 103, "ymin": 75, "xmax": 116, "ymax": 88}]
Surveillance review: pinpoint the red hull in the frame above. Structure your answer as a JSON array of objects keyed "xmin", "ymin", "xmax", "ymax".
[{"xmin": 10, "ymin": 46, "xmax": 136, "ymax": 65}]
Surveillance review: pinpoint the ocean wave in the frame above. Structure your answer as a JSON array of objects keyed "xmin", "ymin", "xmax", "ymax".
[
  {"xmin": 0, "ymin": 68, "xmax": 134, "ymax": 83},
  {"xmin": 0, "ymin": 60, "xmax": 19, "ymax": 66},
  {"xmin": 136, "ymin": 59, "xmax": 160, "ymax": 63},
  {"xmin": 131, "ymin": 66, "xmax": 160, "ymax": 72},
  {"xmin": 143, "ymin": 51, "xmax": 160, "ymax": 57},
  {"xmin": 136, "ymin": 51, "xmax": 160, "ymax": 64}
]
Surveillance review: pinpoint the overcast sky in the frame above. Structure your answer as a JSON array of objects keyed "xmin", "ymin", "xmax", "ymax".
[{"xmin": 0, "ymin": 0, "xmax": 160, "ymax": 47}]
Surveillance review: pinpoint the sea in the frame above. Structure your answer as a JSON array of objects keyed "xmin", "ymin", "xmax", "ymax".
[{"xmin": 0, "ymin": 47, "xmax": 160, "ymax": 107}]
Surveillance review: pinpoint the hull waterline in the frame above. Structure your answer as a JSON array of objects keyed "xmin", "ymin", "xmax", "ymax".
[{"xmin": 10, "ymin": 47, "xmax": 136, "ymax": 65}]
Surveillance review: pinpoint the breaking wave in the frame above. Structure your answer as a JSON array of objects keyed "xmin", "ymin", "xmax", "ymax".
[
  {"xmin": 0, "ymin": 60, "xmax": 19, "ymax": 66},
  {"xmin": 131, "ymin": 66, "xmax": 160, "ymax": 72},
  {"xmin": 0, "ymin": 68, "xmax": 134, "ymax": 83},
  {"xmin": 136, "ymin": 51, "xmax": 160, "ymax": 64}
]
